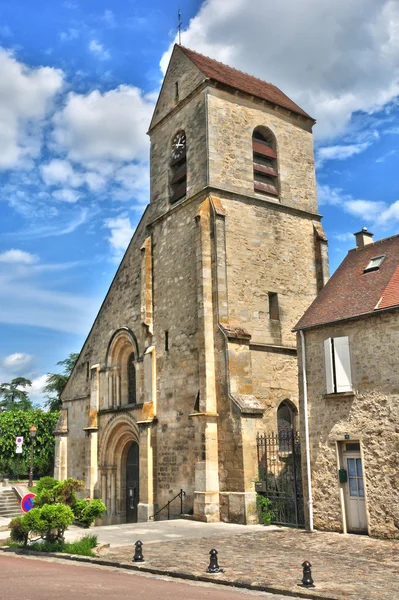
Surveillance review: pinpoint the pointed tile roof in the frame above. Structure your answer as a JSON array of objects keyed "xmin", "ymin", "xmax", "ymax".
[
  {"xmin": 178, "ymin": 45, "xmax": 313, "ymax": 121},
  {"xmin": 295, "ymin": 233, "xmax": 399, "ymax": 330}
]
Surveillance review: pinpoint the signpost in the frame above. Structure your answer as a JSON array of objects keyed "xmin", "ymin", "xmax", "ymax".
[
  {"xmin": 15, "ymin": 436, "xmax": 24, "ymax": 480},
  {"xmin": 21, "ymin": 493, "xmax": 36, "ymax": 513}
]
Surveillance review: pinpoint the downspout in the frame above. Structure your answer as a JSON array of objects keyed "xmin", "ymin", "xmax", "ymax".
[{"xmin": 299, "ymin": 329, "xmax": 314, "ymax": 531}]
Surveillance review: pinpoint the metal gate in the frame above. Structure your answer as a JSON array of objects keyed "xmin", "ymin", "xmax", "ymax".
[{"xmin": 256, "ymin": 430, "xmax": 304, "ymax": 527}]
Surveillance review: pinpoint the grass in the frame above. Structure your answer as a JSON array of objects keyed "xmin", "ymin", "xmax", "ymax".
[{"xmin": 3, "ymin": 534, "xmax": 98, "ymax": 557}]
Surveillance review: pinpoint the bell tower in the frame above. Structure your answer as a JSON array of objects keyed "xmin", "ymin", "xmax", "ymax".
[{"xmin": 147, "ymin": 45, "xmax": 328, "ymax": 523}]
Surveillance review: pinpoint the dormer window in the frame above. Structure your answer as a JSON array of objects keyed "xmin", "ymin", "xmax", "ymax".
[
  {"xmin": 170, "ymin": 130, "xmax": 187, "ymax": 204},
  {"xmin": 252, "ymin": 127, "xmax": 278, "ymax": 197},
  {"xmin": 364, "ymin": 255, "xmax": 385, "ymax": 273}
]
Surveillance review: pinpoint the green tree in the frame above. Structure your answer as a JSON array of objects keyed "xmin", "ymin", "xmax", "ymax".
[
  {"xmin": 0, "ymin": 377, "xmax": 33, "ymax": 411},
  {"xmin": 43, "ymin": 353, "xmax": 78, "ymax": 412},
  {"xmin": 0, "ymin": 410, "xmax": 59, "ymax": 477}
]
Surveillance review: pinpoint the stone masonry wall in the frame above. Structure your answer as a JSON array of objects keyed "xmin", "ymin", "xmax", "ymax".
[
  {"xmin": 298, "ymin": 312, "xmax": 399, "ymax": 538},
  {"xmin": 207, "ymin": 90, "xmax": 317, "ymax": 214}
]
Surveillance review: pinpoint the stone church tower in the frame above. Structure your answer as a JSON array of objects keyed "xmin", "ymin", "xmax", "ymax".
[{"xmin": 55, "ymin": 45, "xmax": 328, "ymax": 524}]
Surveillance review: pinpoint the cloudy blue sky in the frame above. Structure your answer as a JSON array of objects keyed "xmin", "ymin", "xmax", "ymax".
[{"xmin": 0, "ymin": 0, "xmax": 398, "ymax": 404}]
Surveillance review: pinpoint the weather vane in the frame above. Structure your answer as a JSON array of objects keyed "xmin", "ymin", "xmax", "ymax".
[{"xmin": 177, "ymin": 5, "xmax": 182, "ymax": 45}]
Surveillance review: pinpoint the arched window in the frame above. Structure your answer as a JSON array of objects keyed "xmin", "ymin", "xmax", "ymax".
[
  {"xmin": 127, "ymin": 352, "xmax": 136, "ymax": 405},
  {"xmin": 170, "ymin": 130, "xmax": 187, "ymax": 204},
  {"xmin": 252, "ymin": 128, "xmax": 278, "ymax": 197},
  {"xmin": 277, "ymin": 400, "xmax": 297, "ymax": 450}
]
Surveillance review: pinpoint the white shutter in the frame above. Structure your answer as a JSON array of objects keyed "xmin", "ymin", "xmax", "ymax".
[
  {"xmin": 324, "ymin": 338, "xmax": 334, "ymax": 394},
  {"xmin": 333, "ymin": 336, "xmax": 352, "ymax": 392}
]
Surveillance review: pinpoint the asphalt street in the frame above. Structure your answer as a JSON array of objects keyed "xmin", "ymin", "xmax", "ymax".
[{"xmin": 0, "ymin": 554, "xmax": 302, "ymax": 600}]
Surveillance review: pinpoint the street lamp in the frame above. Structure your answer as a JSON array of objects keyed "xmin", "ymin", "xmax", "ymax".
[{"xmin": 28, "ymin": 425, "xmax": 37, "ymax": 488}]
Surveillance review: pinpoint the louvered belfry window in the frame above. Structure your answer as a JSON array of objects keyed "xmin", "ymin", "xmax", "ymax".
[
  {"xmin": 170, "ymin": 130, "xmax": 187, "ymax": 204},
  {"xmin": 252, "ymin": 128, "xmax": 278, "ymax": 197}
]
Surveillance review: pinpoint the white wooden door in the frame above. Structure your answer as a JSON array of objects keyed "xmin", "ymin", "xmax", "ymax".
[{"xmin": 344, "ymin": 451, "xmax": 367, "ymax": 532}]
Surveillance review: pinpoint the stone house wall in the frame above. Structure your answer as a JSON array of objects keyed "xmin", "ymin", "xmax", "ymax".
[{"xmin": 297, "ymin": 311, "xmax": 399, "ymax": 538}]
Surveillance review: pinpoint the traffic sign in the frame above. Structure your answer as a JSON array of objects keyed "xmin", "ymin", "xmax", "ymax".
[
  {"xmin": 21, "ymin": 493, "xmax": 36, "ymax": 513},
  {"xmin": 16, "ymin": 436, "xmax": 23, "ymax": 445},
  {"xmin": 15, "ymin": 446, "xmax": 23, "ymax": 454}
]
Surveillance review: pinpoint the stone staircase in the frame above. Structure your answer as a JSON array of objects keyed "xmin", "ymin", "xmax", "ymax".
[{"xmin": 0, "ymin": 489, "xmax": 22, "ymax": 520}]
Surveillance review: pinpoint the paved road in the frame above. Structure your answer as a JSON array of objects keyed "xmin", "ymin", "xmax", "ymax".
[
  {"xmin": 64, "ymin": 519, "xmax": 276, "ymax": 547},
  {"xmin": 0, "ymin": 554, "xmax": 300, "ymax": 600}
]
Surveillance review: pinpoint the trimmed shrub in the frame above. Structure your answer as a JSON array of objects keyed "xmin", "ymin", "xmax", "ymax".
[{"xmin": 72, "ymin": 499, "xmax": 106, "ymax": 528}]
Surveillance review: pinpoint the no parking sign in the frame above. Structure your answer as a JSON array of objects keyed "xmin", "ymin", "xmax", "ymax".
[{"xmin": 21, "ymin": 493, "xmax": 36, "ymax": 513}]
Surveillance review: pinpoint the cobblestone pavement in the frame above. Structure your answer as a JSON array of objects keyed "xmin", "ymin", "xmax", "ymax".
[{"xmin": 98, "ymin": 527, "xmax": 399, "ymax": 600}]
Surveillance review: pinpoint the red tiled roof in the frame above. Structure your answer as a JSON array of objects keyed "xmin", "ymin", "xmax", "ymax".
[
  {"xmin": 295, "ymin": 234, "xmax": 399, "ymax": 330},
  {"xmin": 379, "ymin": 265, "xmax": 399, "ymax": 309},
  {"xmin": 178, "ymin": 46, "xmax": 313, "ymax": 121}
]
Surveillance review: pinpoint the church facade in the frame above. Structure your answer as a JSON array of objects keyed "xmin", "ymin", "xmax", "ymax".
[{"xmin": 54, "ymin": 45, "xmax": 328, "ymax": 525}]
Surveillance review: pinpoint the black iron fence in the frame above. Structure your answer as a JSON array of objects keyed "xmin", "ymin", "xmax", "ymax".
[{"xmin": 256, "ymin": 430, "xmax": 304, "ymax": 527}]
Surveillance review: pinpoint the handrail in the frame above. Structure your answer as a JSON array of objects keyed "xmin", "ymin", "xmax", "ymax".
[{"xmin": 149, "ymin": 488, "xmax": 186, "ymax": 520}]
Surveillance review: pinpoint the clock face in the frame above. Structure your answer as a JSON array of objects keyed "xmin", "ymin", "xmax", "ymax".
[{"xmin": 171, "ymin": 131, "xmax": 186, "ymax": 160}]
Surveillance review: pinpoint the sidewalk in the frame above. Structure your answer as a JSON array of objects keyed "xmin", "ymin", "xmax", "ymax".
[{"xmin": 93, "ymin": 524, "xmax": 399, "ymax": 600}]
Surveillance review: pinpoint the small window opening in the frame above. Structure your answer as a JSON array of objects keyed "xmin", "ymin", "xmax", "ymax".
[
  {"xmin": 344, "ymin": 443, "xmax": 361, "ymax": 452},
  {"xmin": 127, "ymin": 352, "xmax": 136, "ymax": 404},
  {"xmin": 268, "ymin": 292, "xmax": 279, "ymax": 320},
  {"xmin": 86, "ymin": 361, "xmax": 89, "ymax": 379},
  {"xmin": 175, "ymin": 81, "xmax": 179, "ymax": 100},
  {"xmin": 165, "ymin": 330, "xmax": 169, "ymax": 353},
  {"xmin": 364, "ymin": 254, "xmax": 385, "ymax": 273},
  {"xmin": 253, "ymin": 128, "xmax": 278, "ymax": 197},
  {"xmin": 194, "ymin": 390, "xmax": 200, "ymax": 412}
]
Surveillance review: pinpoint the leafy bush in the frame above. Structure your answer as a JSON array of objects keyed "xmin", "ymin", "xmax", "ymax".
[
  {"xmin": 9, "ymin": 516, "xmax": 30, "ymax": 546},
  {"xmin": 8, "ymin": 504, "xmax": 74, "ymax": 546},
  {"xmin": 72, "ymin": 499, "xmax": 106, "ymax": 528},
  {"xmin": 34, "ymin": 477, "xmax": 84, "ymax": 508},
  {"xmin": 6, "ymin": 534, "xmax": 98, "ymax": 557},
  {"xmin": 23, "ymin": 503, "xmax": 74, "ymax": 543},
  {"xmin": 256, "ymin": 494, "xmax": 277, "ymax": 525},
  {"xmin": 36, "ymin": 476, "xmax": 58, "ymax": 494}
]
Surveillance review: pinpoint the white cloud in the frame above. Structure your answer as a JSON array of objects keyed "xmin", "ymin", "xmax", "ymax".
[
  {"xmin": 0, "ymin": 47, "xmax": 63, "ymax": 169},
  {"xmin": 318, "ymin": 184, "xmax": 398, "ymax": 227},
  {"xmin": 89, "ymin": 39, "xmax": 110, "ymax": 60},
  {"xmin": 52, "ymin": 86, "xmax": 153, "ymax": 164},
  {"xmin": 102, "ymin": 10, "xmax": 116, "ymax": 27},
  {"xmin": 40, "ymin": 159, "xmax": 82, "ymax": 187},
  {"xmin": 316, "ymin": 143, "xmax": 371, "ymax": 167},
  {"xmin": 333, "ymin": 232, "xmax": 356, "ymax": 242},
  {"xmin": 162, "ymin": 0, "xmax": 399, "ymax": 140},
  {"xmin": 1, "ymin": 353, "xmax": 36, "ymax": 374},
  {"xmin": 0, "ymin": 275, "xmax": 101, "ymax": 334},
  {"xmin": 30, "ymin": 374, "xmax": 48, "ymax": 399},
  {"xmin": 0, "ymin": 249, "xmax": 39, "ymax": 264},
  {"xmin": 104, "ymin": 214, "xmax": 135, "ymax": 260},
  {"xmin": 60, "ymin": 28, "xmax": 79, "ymax": 42},
  {"xmin": 52, "ymin": 188, "xmax": 80, "ymax": 203}
]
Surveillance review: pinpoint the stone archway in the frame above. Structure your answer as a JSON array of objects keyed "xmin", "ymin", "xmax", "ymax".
[
  {"xmin": 98, "ymin": 415, "xmax": 140, "ymax": 524},
  {"xmin": 105, "ymin": 328, "xmax": 139, "ymax": 409}
]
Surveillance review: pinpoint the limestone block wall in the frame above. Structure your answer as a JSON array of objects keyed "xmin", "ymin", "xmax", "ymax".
[
  {"xmin": 298, "ymin": 312, "xmax": 399, "ymax": 538},
  {"xmin": 221, "ymin": 197, "xmax": 320, "ymax": 347},
  {"xmin": 149, "ymin": 89, "xmax": 207, "ymax": 218},
  {"xmin": 63, "ymin": 397, "xmax": 89, "ymax": 481},
  {"xmin": 207, "ymin": 90, "xmax": 317, "ymax": 214},
  {"xmin": 150, "ymin": 198, "xmax": 203, "ymax": 513},
  {"xmin": 150, "ymin": 47, "xmax": 205, "ymax": 130}
]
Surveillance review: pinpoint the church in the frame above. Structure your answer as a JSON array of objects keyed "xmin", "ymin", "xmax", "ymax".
[{"xmin": 54, "ymin": 44, "xmax": 328, "ymax": 525}]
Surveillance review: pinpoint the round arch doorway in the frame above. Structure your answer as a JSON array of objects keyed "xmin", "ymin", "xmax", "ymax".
[{"xmin": 125, "ymin": 441, "xmax": 139, "ymax": 523}]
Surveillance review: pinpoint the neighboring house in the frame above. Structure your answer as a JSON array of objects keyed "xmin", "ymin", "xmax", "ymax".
[
  {"xmin": 295, "ymin": 228, "xmax": 399, "ymax": 538},
  {"xmin": 54, "ymin": 45, "xmax": 327, "ymax": 526}
]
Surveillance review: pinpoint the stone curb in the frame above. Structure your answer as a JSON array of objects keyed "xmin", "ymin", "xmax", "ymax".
[{"xmin": 0, "ymin": 546, "xmax": 338, "ymax": 600}]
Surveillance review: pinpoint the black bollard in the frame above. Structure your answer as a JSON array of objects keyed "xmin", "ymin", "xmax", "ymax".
[
  {"xmin": 133, "ymin": 540, "xmax": 144, "ymax": 562},
  {"xmin": 206, "ymin": 548, "xmax": 224, "ymax": 573},
  {"xmin": 299, "ymin": 560, "xmax": 315, "ymax": 588}
]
